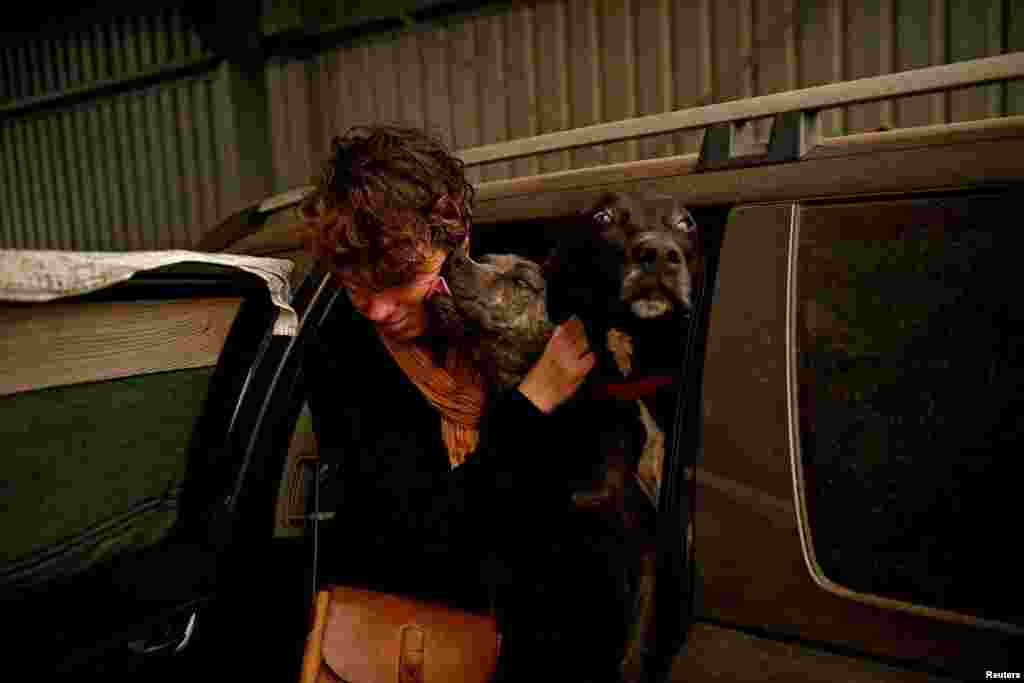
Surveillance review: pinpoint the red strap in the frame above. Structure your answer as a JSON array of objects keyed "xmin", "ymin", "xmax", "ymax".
[{"xmin": 590, "ymin": 374, "xmax": 674, "ymax": 401}]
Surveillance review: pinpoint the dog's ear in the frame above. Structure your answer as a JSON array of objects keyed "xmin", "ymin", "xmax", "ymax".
[
  {"xmin": 590, "ymin": 192, "xmax": 633, "ymax": 228},
  {"xmin": 665, "ymin": 205, "xmax": 698, "ymax": 259},
  {"xmin": 666, "ymin": 205, "xmax": 697, "ymax": 234},
  {"xmin": 588, "ymin": 192, "xmax": 636, "ymax": 249}
]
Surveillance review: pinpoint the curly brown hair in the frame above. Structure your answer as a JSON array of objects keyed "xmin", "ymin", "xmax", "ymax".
[{"xmin": 300, "ymin": 125, "xmax": 475, "ymax": 288}]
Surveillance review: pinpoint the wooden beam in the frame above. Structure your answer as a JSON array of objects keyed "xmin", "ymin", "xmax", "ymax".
[
  {"xmin": 0, "ymin": 297, "xmax": 241, "ymax": 396},
  {"xmin": 456, "ymin": 52, "xmax": 1024, "ymax": 167},
  {"xmin": 215, "ymin": 116, "xmax": 1024, "ymax": 248},
  {"xmin": 476, "ymin": 152, "xmax": 700, "ymax": 203},
  {"xmin": 803, "ymin": 113, "xmax": 1024, "ymax": 159},
  {"xmin": 470, "ymin": 116, "xmax": 1024, "ymax": 222}
]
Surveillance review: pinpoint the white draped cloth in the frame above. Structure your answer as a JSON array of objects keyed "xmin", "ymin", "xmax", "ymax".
[{"xmin": 0, "ymin": 250, "xmax": 298, "ymax": 336}]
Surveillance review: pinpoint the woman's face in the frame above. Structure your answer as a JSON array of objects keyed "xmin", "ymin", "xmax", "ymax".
[{"xmin": 340, "ymin": 248, "xmax": 448, "ymax": 342}]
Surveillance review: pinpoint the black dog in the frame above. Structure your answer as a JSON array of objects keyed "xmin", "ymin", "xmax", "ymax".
[
  {"xmin": 545, "ymin": 191, "xmax": 695, "ymax": 507},
  {"xmin": 446, "ymin": 191, "xmax": 696, "ymax": 682},
  {"xmin": 543, "ymin": 191, "xmax": 696, "ymax": 683}
]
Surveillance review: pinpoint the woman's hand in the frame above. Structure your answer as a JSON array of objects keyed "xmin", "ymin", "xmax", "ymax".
[{"xmin": 518, "ymin": 316, "xmax": 596, "ymax": 414}]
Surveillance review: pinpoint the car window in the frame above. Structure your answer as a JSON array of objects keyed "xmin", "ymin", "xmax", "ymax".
[
  {"xmin": 795, "ymin": 193, "xmax": 1022, "ymax": 627},
  {"xmin": 1, "ymin": 297, "xmax": 241, "ymax": 591}
]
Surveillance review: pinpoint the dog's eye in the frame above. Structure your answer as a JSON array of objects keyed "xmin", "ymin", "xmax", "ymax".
[
  {"xmin": 674, "ymin": 214, "xmax": 696, "ymax": 233},
  {"xmin": 594, "ymin": 208, "xmax": 614, "ymax": 225}
]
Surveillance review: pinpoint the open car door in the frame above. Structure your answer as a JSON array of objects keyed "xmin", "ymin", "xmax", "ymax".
[{"xmin": 0, "ymin": 253, "xmax": 325, "ymax": 678}]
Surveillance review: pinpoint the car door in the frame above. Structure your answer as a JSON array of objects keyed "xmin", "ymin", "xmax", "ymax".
[
  {"xmin": 688, "ymin": 191, "xmax": 1024, "ymax": 681},
  {"xmin": 0, "ymin": 260, "xmax": 324, "ymax": 678}
]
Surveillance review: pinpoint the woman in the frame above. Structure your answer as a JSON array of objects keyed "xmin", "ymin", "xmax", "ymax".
[{"xmin": 301, "ymin": 125, "xmax": 627, "ymax": 681}]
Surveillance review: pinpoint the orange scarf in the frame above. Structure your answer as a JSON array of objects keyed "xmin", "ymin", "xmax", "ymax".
[{"xmin": 378, "ymin": 333, "xmax": 487, "ymax": 469}]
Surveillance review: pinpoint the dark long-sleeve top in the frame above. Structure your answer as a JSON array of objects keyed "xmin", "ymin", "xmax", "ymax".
[{"xmin": 305, "ymin": 299, "xmax": 582, "ymax": 609}]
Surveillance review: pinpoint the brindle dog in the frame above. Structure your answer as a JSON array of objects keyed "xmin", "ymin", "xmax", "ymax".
[
  {"xmin": 444, "ymin": 250, "xmax": 555, "ymax": 392},
  {"xmin": 443, "ymin": 191, "xmax": 696, "ymax": 683}
]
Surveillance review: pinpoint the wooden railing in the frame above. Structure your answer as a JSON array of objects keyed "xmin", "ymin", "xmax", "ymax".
[{"xmin": 455, "ymin": 52, "xmax": 1024, "ymax": 168}]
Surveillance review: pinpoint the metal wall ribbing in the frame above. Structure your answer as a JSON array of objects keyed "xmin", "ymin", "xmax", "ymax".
[
  {"xmin": 0, "ymin": 7, "xmax": 207, "ymax": 104},
  {"xmin": 0, "ymin": 6, "xmax": 230, "ymax": 251}
]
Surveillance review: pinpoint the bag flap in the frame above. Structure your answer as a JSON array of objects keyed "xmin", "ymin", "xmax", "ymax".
[{"xmin": 321, "ymin": 585, "xmax": 499, "ymax": 683}]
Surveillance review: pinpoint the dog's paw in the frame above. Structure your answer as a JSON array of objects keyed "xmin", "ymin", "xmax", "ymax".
[
  {"xmin": 635, "ymin": 400, "xmax": 665, "ymax": 507},
  {"xmin": 607, "ymin": 327, "xmax": 634, "ymax": 377}
]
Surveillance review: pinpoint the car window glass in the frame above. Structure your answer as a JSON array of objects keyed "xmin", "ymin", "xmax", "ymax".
[
  {"xmin": 796, "ymin": 193, "xmax": 1023, "ymax": 626},
  {"xmin": 0, "ymin": 297, "xmax": 241, "ymax": 591}
]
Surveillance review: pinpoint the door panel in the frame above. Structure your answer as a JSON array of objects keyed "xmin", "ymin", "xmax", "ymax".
[
  {"xmin": 696, "ymin": 197, "xmax": 1023, "ymax": 679},
  {"xmin": 1, "ymin": 298, "xmax": 240, "ymax": 595}
]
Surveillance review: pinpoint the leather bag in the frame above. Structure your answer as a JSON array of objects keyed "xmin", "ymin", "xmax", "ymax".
[
  {"xmin": 299, "ymin": 462, "xmax": 500, "ymax": 683},
  {"xmin": 300, "ymin": 585, "xmax": 500, "ymax": 683}
]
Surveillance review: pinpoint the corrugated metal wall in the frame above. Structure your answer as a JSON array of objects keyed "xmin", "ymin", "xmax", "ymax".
[
  {"xmin": 0, "ymin": 8, "xmax": 207, "ymax": 102},
  {"xmin": 268, "ymin": 0, "xmax": 1024, "ymax": 191},
  {"xmin": 0, "ymin": 6, "xmax": 235, "ymax": 251},
  {"xmin": 1, "ymin": 74, "xmax": 227, "ymax": 250}
]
